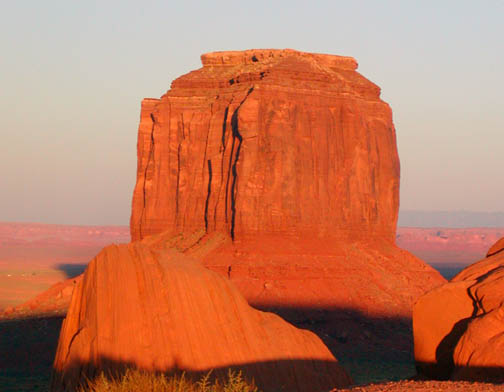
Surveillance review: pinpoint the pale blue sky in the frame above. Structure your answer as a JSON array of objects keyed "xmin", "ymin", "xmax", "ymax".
[{"xmin": 1, "ymin": 1, "xmax": 503, "ymax": 225}]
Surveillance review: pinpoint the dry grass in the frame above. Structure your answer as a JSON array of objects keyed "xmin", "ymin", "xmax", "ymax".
[{"xmin": 78, "ymin": 368, "xmax": 259, "ymax": 392}]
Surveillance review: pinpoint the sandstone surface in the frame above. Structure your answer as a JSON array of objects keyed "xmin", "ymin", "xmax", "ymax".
[
  {"xmin": 413, "ymin": 238, "xmax": 504, "ymax": 381},
  {"xmin": 51, "ymin": 242, "xmax": 351, "ymax": 392}
]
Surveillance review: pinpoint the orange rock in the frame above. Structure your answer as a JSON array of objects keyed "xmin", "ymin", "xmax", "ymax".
[
  {"xmin": 130, "ymin": 49, "xmax": 400, "ymax": 242},
  {"xmin": 413, "ymin": 239, "xmax": 504, "ymax": 381},
  {"xmin": 51, "ymin": 242, "xmax": 351, "ymax": 392},
  {"xmin": 412, "ymin": 280, "xmax": 474, "ymax": 379},
  {"xmin": 452, "ymin": 306, "xmax": 504, "ymax": 382},
  {"xmin": 486, "ymin": 236, "xmax": 504, "ymax": 257},
  {"xmin": 129, "ymin": 48, "xmax": 444, "ymax": 325}
]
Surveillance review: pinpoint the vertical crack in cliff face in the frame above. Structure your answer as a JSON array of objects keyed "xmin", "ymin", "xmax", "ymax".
[
  {"xmin": 175, "ymin": 114, "xmax": 186, "ymax": 221},
  {"xmin": 230, "ymin": 87, "xmax": 254, "ymax": 240},
  {"xmin": 204, "ymin": 159, "xmax": 213, "ymax": 232},
  {"xmin": 176, "ymin": 144, "xmax": 181, "ymax": 216},
  {"xmin": 221, "ymin": 106, "xmax": 229, "ymax": 152},
  {"xmin": 139, "ymin": 113, "xmax": 156, "ymax": 239}
]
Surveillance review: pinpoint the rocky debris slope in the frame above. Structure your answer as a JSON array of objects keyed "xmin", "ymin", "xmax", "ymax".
[
  {"xmin": 51, "ymin": 241, "xmax": 351, "ymax": 392},
  {"xmin": 413, "ymin": 237, "xmax": 504, "ymax": 382},
  {"xmin": 1, "ymin": 276, "xmax": 80, "ymax": 319}
]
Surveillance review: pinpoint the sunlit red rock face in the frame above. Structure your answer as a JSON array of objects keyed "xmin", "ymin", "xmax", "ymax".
[
  {"xmin": 413, "ymin": 237, "xmax": 504, "ymax": 382},
  {"xmin": 130, "ymin": 49, "xmax": 444, "ymax": 323},
  {"xmin": 51, "ymin": 242, "xmax": 351, "ymax": 392}
]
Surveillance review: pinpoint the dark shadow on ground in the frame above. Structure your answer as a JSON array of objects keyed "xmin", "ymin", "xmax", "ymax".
[
  {"xmin": 54, "ymin": 263, "xmax": 88, "ymax": 279},
  {"xmin": 429, "ymin": 263, "xmax": 466, "ymax": 280},
  {"xmin": 51, "ymin": 356, "xmax": 351, "ymax": 392},
  {"xmin": 1, "ymin": 306, "xmax": 414, "ymax": 391},
  {"xmin": 0, "ymin": 316, "xmax": 64, "ymax": 392},
  {"xmin": 249, "ymin": 304, "xmax": 416, "ymax": 385},
  {"xmin": 6, "ymin": 305, "xmax": 498, "ymax": 392}
]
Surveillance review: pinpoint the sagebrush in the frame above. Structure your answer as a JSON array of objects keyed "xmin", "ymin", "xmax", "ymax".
[{"xmin": 79, "ymin": 368, "xmax": 259, "ymax": 392}]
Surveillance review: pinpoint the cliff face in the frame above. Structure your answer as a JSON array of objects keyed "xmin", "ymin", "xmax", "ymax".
[
  {"xmin": 413, "ymin": 237, "xmax": 504, "ymax": 382},
  {"xmin": 131, "ymin": 49, "xmax": 400, "ymax": 243}
]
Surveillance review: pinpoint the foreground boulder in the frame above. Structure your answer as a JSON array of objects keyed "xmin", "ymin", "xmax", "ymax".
[
  {"xmin": 51, "ymin": 242, "xmax": 351, "ymax": 392},
  {"xmin": 414, "ymin": 237, "xmax": 504, "ymax": 382}
]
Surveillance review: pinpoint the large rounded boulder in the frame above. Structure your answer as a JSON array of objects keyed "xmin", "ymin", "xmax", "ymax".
[{"xmin": 51, "ymin": 241, "xmax": 351, "ymax": 392}]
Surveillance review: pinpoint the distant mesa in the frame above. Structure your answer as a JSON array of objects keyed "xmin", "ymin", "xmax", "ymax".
[
  {"xmin": 413, "ymin": 236, "xmax": 504, "ymax": 382},
  {"xmin": 486, "ymin": 236, "xmax": 504, "ymax": 257},
  {"xmin": 51, "ymin": 49, "xmax": 446, "ymax": 389}
]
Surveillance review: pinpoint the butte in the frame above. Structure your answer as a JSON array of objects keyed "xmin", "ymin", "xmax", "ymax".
[{"xmin": 130, "ymin": 49, "xmax": 445, "ymax": 340}]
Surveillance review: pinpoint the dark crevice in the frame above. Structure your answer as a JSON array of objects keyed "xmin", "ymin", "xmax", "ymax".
[
  {"xmin": 214, "ymin": 102, "xmax": 232, "ymax": 226},
  {"xmin": 176, "ymin": 144, "xmax": 181, "ymax": 216},
  {"xmin": 204, "ymin": 160, "xmax": 213, "ymax": 232},
  {"xmin": 224, "ymin": 126, "xmax": 235, "ymax": 224},
  {"xmin": 221, "ymin": 106, "xmax": 229, "ymax": 151},
  {"xmin": 139, "ymin": 113, "xmax": 156, "ymax": 238},
  {"xmin": 64, "ymin": 326, "xmax": 83, "ymax": 363},
  {"xmin": 229, "ymin": 87, "xmax": 254, "ymax": 240},
  {"xmin": 230, "ymin": 110, "xmax": 243, "ymax": 240}
]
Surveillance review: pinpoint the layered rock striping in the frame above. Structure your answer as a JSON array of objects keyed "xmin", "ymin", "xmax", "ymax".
[{"xmin": 131, "ymin": 49, "xmax": 400, "ymax": 243}]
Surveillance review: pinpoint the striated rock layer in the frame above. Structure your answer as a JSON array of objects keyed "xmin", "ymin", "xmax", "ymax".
[
  {"xmin": 413, "ymin": 237, "xmax": 504, "ymax": 382},
  {"xmin": 51, "ymin": 242, "xmax": 351, "ymax": 392},
  {"xmin": 130, "ymin": 49, "xmax": 444, "ymax": 324},
  {"xmin": 131, "ymin": 49, "xmax": 400, "ymax": 242}
]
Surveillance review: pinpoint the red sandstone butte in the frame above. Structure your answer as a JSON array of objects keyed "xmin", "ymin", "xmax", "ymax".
[
  {"xmin": 413, "ymin": 237, "xmax": 504, "ymax": 382},
  {"xmin": 131, "ymin": 49, "xmax": 399, "ymax": 242},
  {"xmin": 130, "ymin": 49, "xmax": 444, "ymax": 322},
  {"xmin": 51, "ymin": 242, "xmax": 351, "ymax": 392}
]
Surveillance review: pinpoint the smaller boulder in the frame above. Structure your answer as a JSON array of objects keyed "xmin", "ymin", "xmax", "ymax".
[
  {"xmin": 487, "ymin": 237, "xmax": 504, "ymax": 258},
  {"xmin": 413, "ymin": 237, "xmax": 504, "ymax": 381}
]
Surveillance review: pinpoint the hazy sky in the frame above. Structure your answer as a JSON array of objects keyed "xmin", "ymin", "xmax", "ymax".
[{"xmin": 1, "ymin": 1, "xmax": 503, "ymax": 225}]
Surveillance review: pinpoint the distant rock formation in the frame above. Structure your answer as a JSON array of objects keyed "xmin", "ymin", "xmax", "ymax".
[
  {"xmin": 129, "ymin": 49, "xmax": 444, "ymax": 323},
  {"xmin": 413, "ymin": 237, "xmax": 504, "ymax": 382},
  {"xmin": 51, "ymin": 242, "xmax": 351, "ymax": 392},
  {"xmin": 396, "ymin": 227, "xmax": 504, "ymax": 265}
]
